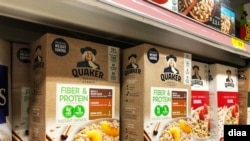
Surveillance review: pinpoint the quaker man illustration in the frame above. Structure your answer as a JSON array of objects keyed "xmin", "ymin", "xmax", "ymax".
[
  {"xmin": 238, "ymin": 70, "xmax": 247, "ymax": 80},
  {"xmin": 34, "ymin": 45, "xmax": 43, "ymax": 63},
  {"xmin": 77, "ymin": 46, "xmax": 100, "ymax": 69},
  {"xmin": 192, "ymin": 65, "xmax": 202, "ymax": 80},
  {"xmin": 164, "ymin": 54, "xmax": 179, "ymax": 74},
  {"xmin": 226, "ymin": 69, "xmax": 233, "ymax": 82},
  {"xmin": 126, "ymin": 54, "xmax": 139, "ymax": 69}
]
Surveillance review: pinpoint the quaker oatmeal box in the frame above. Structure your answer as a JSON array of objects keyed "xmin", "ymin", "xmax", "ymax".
[
  {"xmin": 191, "ymin": 61, "xmax": 210, "ymax": 140},
  {"xmin": 209, "ymin": 63, "xmax": 239, "ymax": 141},
  {"xmin": 0, "ymin": 39, "xmax": 11, "ymax": 141},
  {"xmin": 29, "ymin": 33, "xmax": 120, "ymax": 141},
  {"xmin": 11, "ymin": 43, "xmax": 30, "ymax": 141},
  {"xmin": 121, "ymin": 44, "xmax": 192, "ymax": 141}
]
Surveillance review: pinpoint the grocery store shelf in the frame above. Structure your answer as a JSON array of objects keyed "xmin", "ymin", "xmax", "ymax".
[{"xmin": 0, "ymin": 0, "xmax": 249, "ymax": 67}]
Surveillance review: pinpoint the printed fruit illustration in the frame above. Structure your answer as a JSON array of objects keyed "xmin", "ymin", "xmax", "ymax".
[
  {"xmin": 101, "ymin": 121, "xmax": 119, "ymax": 137},
  {"xmin": 86, "ymin": 130, "xmax": 102, "ymax": 141},
  {"xmin": 169, "ymin": 127, "xmax": 181, "ymax": 141},
  {"xmin": 231, "ymin": 106, "xmax": 237, "ymax": 118},
  {"xmin": 179, "ymin": 119, "xmax": 191, "ymax": 133},
  {"xmin": 199, "ymin": 109, "xmax": 205, "ymax": 120},
  {"xmin": 234, "ymin": 104, "xmax": 239, "ymax": 113},
  {"xmin": 152, "ymin": 0, "xmax": 168, "ymax": 4},
  {"xmin": 203, "ymin": 104, "xmax": 208, "ymax": 114},
  {"xmin": 208, "ymin": 119, "xmax": 210, "ymax": 131}
]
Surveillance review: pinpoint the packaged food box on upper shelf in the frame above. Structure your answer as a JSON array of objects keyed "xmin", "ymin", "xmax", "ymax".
[
  {"xmin": 29, "ymin": 33, "xmax": 120, "ymax": 141},
  {"xmin": 238, "ymin": 67, "xmax": 250, "ymax": 125},
  {"xmin": 220, "ymin": 3, "xmax": 235, "ymax": 36},
  {"xmin": 11, "ymin": 43, "xmax": 30, "ymax": 141},
  {"xmin": 178, "ymin": 0, "xmax": 221, "ymax": 31},
  {"xmin": 240, "ymin": 2, "xmax": 250, "ymax": 43},
  {"xmin": 121, "ymin": 43, "xmax": 192, "ymax": 141},
  {"xmin": 208, "ymin": 63, "xmax": 239, "ymax": 141},
  {"xmin": 191, "ymin": 61, "xmax": 210, "ymax": 139},
  {"xmin": 0, "ymin": 39, "xmax": 12, "ymax": 141},
  {"xmin": 221, "ymin": 0, "xmax": 232, "ymax": 9},
  {"xmin": 146, "ymin": 0, "xmax": 178, "ymax": 13}
]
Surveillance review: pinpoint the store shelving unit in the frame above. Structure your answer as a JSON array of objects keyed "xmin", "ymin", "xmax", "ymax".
[{"xmin": 0, "ymin": 0, "xmax": 249, "ymax": 67}]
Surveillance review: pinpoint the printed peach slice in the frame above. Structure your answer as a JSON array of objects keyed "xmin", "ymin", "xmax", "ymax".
[
  {"xmin": 179, "ymin": 119, "xmax": 191, "ymax": 134},
  {"xmin": 86, "ymin": 130, "xmax": 102, "ymax": 141},
  {"xmin": 101, "ymin": 121, "xmax": 119, "ymax": 137},
  {"xmin": 169, "ymin": 127, "xmax": 181, "ymax": 141}
]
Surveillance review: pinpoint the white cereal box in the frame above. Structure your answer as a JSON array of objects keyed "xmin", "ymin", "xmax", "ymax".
[
  {"xmin": 209, "ymin": 63, "xmax": 239, "ymax": 141},
  {"xmin": 191, "ymin": 61, "xmax": 210, "ymax": 140}
]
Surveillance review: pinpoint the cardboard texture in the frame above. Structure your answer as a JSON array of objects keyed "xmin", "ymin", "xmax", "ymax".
[
  {"xmin": 238, "ymin": 67, "xmax": 250, "ymax": 125},
  {"xmin": 121, "ymin": 44, "xmax": 192, "ymax": 141},
  {"xmin": 11, "ymin": 43, "xmax": 30, "ymax": 141},
  {"xmin": 29, "ymin": 33, "xmax": 120, "ymax": 141},
  {"xmin": 0, "ymin": 39, "xmax": 12, "ymax": 141},
  {"xmin": 209, "ymin": 63, "xmax": 239, "ymax": 141}
]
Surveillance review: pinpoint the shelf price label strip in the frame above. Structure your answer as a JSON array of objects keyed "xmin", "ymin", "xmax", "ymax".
[{"xmin": 231, "ymin": 37, "xmax": 245, "ymax": 50}]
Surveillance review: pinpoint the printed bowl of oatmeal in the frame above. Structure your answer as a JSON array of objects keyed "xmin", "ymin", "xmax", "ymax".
[
  {"xmin": 0, "ymin": 131, "xmax": 10, "ymax": 141},
  {"xmin": 158, "ymin": 117, "xmax": 192, "ymax": 141},
  {"xmin": 66, "ymin": 118, "xmax": 119, "ymax": 141},
  {"xmin": 185, "ymin": 0, "xmax": 216, "ymax": 23},
  {"xmin": 190, "ymin": 104, "xmax": 210, "ymax": 140},
  {"xmin": 224, "ymin": 104, "xmax": 239, "ymax": 125}
]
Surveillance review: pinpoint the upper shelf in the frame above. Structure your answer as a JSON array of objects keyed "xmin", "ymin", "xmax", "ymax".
[{"xmin": 0, "ymin": 0, "xmax": 249, "ymax": 67}]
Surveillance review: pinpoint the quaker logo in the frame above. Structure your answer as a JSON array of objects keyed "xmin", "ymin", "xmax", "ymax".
[
  {"xmin": 191, "ymin": 65, "xmax": 203, "ymax": 86},
  {"xmin": 72, "ymin": 46, "xmax": 104, "ymax": 79},
  {"xmin": 124, "ymin": 54, "xmax": 141, "ymax": 76},
  {"xmin": 161, "ymin": 54, "xmax": 181, "ymax": 82},
  {"xmin": 238, "ymin": 70, "xmax": 247, "ymax": 80},
  {"xmin": 32, "ymin": 45, "xmax": 44, "ymax": 70},
  {"xmin": 0, "ymin": 65, "xmax": 8, "ymax": 124},
  {"xmin": 225, "ymin": 69, "xmax": 234, "ymax": 88}
]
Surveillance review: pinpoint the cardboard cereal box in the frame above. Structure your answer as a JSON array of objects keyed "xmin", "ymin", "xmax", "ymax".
[
  {"xmin": 11, "ymin": 43, "xmax": 30, "ymax": 141},
  {"xmin": 191, "ymin": 61, "xmax": 210, "ymax": 140},
  {"xmin": 220, "ymin": 4, "xmax": 235, "ymax": 36},
  {"xmin": 29, "ymin": 33, "xmax": 120, "ymax": 141},
  {"xmin": 0, "ymin": 39, "xmax": 12, "ymax": 141},
  {"xmin": 209, "ymin": 63, "xmax": 239, "ymax": 141},
  {"xmin": 240, "ymin": 2, "xmax": 250, "ymax": 43},
  {"xmin": 178, "ymin": 0, "xmax": 221, "ymax": 31},
  {"xmin": 121, "ymin": 44, "xmax": 192, "ymax": 141},
  {"xmin": 238, "ymin": 66, "xmax": 250, "ymax": 125}
]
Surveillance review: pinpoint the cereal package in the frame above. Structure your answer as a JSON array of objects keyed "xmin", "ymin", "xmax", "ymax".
[
  {"xmin": 0, "ymin": 39, "xmax": 12, "ymax": 141},
  {"xmin": 121, "ymin": 44, "xmax": 192, "ymax": 141},
  {"xmin": 209, "ymin": 63, "xmax": 239, "ymax": 141},
  {"xmin": 191, "ymin": 61, "xmax": 210, "ymax": 140},
  {"xmin": 29, "ymin": 33, "xmax": 120, "ymax": 141}
]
